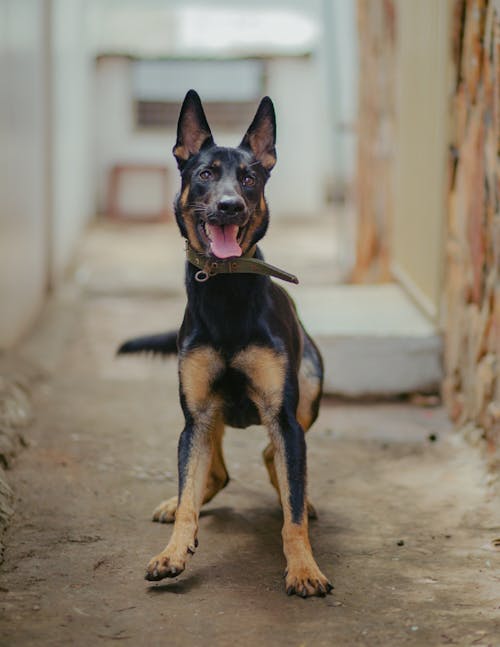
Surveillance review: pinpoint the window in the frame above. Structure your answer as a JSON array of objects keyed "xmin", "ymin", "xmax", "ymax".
[{"xmin": 132, "ymin": 59, "xmax": 265, "ymax": 129}]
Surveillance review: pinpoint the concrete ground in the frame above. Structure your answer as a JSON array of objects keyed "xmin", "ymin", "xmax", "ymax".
[{"xmin": 0, "ymin": 219, "xmax": 499, "ymax": 646}]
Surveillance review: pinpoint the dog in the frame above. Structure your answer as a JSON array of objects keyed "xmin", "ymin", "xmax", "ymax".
[{"xmin": 118, "ymin": 90, "xmax": 332, "ymax": 597}]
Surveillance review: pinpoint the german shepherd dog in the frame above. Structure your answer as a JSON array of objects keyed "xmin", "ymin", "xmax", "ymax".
[{"xmin": 118, "ymin": 90, "xmax": 332, "ymax": 597}]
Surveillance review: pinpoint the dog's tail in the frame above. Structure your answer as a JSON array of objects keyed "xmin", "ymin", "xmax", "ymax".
[{"xmin": 116, "ymin": 331, "xmax": 178, "ymax": 357}]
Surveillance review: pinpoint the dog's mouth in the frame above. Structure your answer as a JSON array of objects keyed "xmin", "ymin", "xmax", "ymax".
[{"xmin": 199, "ymin": 222, "xmax": 246, "ymax": 259}]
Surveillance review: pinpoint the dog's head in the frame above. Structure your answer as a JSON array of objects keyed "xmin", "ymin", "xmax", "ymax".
[{"xmin": 173, "ymin": 90, "xmax": 276, "ymax": 259}]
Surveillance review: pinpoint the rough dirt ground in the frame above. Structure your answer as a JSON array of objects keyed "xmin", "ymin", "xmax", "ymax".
[{"xmin": 0, "ymin": 221, "xmax": 499, "ymax": 646}]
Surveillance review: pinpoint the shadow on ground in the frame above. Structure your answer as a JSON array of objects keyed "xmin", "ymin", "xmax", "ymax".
[{"xmin": 0, "ymin": 220, "xmax": 498, "ymax": 646}]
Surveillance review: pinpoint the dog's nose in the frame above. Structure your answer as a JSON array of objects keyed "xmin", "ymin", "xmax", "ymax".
[{"xmin": 217, "ymin": 197, "xmax": 245, "ymax": 215}]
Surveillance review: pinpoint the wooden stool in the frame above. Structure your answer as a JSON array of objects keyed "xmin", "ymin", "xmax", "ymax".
[{"xmin": 106, "ymin": 164, "xmax": 170, "ymax": 222}]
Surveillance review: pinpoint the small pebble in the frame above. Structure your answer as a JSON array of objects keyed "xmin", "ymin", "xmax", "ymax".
[{"xmin": 397, "ymin": 539, "xmax": 405, "ymax": 546}]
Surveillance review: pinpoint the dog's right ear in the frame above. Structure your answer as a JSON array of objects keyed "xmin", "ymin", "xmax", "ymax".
[{"xmin": 173, "ymin": 90, "xmax": 214, "ymax": 169}]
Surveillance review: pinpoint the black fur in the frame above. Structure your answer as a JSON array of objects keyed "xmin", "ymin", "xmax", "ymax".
[
  {"xmin": 121, "ymin": 90, "xmax": 330, "ymax": 596},
  {"xmin": 120, "ymin": 88, "xmax": 318, "ymax": 521},
  {"xmin": 117, "ymin": 331, "xmax": 177, "ymax": 356}
]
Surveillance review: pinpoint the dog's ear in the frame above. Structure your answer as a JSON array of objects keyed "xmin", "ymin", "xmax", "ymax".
[
  {"xmin": 173, "ymin": 90, "xmax": 214, "ymax": 169},
  {"xmin": 239, "ymin": 97, "xmax": 276, "ymax": 171}
]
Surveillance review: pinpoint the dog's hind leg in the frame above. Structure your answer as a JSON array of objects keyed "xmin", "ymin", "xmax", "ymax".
[
  {"xmin": 152, "ymin": 420, "xmax": 229, "ymax": 523},
  {"xmin": 204, "ymin": 420, "xmax": 230, "ymax": 501},
  {"xmin": 263, "ymin": 442, "xmax": 317, "ymax": 519}
]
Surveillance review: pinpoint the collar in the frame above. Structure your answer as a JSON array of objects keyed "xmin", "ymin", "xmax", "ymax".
[{"xmin": 185, "ymin": 241, "xmax": 299, "ymax": 284}]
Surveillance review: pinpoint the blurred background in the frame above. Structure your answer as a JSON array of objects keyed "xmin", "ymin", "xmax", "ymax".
[
  {"xmin": 1, "ymin": 0, "xmax": 357, "ymax": 288},
  {"xmin": 0, "ymin": 0, "xmax": 498, "ymax": 457}
]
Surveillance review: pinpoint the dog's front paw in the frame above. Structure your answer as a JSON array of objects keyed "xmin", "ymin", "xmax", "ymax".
[
  {"xmin": 152, "ymin": 496, "xmax": 177, "ymax": 523},
  {"xmin": 145, "ymin": 541, "xmax": 197, "ymax": 582},
  {"xmin": 284, "ymin": 561, "xmax": 333, "ymax": 598},
  {"xmin": 145, "ymin": 553, "xmax": 184, "ymax": 581}
]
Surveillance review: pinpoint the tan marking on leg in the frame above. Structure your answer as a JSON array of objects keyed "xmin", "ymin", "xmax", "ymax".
[
  {"xmin": 282, "ymin": 517, "xmax": 330, "ymax": 596},
  {"xmin": 151, "ymin": 349, "xmax": 225, "ymax": 526},
  {"xmin": 181, "ymin": 347, "xmax": 224, "ymax": 413},
  {"xmin": 263, "ymin": 442, "xmax": 280, "ymax": 492},
  {"xmin": 231, "ymin": 346, "xmax": 286, "ymax": 424},
  {"xmin": 203, "ymin": 418, "xmax": 229, "ymax": 503},
  {"xmin": 152, "ymin": 420, "xmax": 228, "ymax": 524},
  {"xmin": 146, "ymin": 416, "xmax": 219, "ymax": 580},
  {"xmin": 146, "ymin": 348, "xmax": 225, "ymax": 581},
  {"xmin": 297, "ymin": 356, "xmax": 321, "ymax": 432},
  {"xmin": 237, "ymin": 347, "xmax": 317, "ymax": 521},
  {"xmin": 262, "ymin": 441, "xmax": 317, "ymax": 520}
]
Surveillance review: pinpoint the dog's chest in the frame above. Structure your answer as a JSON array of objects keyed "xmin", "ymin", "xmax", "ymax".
[
  {"xmin": 181, "ymin": 344, "xmax": 287, "ymax": 429},
  {"xmin": 213, "ymin": 366, "xmax": 261, "ymax": 428}
]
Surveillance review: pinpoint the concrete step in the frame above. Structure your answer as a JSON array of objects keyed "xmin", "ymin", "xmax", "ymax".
[{"xmin": 289, "ymin": 283, "xmax": 442, "ymax": 397}]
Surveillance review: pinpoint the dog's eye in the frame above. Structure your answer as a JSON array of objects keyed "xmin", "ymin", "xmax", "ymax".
[
  {"xmin": 199, "ymin": 169, "xmax": 213, "ymax": 181},
  {"xmin": 241, "ymin": 174, "xmax": 256, "ymax": 188}
]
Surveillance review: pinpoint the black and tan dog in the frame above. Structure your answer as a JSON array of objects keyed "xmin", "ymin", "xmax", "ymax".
[{"xmin": 118, "ymin": 90, "xmax": 332, "ymax": 597}]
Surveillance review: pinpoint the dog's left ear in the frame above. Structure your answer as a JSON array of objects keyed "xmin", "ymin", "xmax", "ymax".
[{"xmin": 240, "ymin": 97, "xmax": 276, "ymax": 172}]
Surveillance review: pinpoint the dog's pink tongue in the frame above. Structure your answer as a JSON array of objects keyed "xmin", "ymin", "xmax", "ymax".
[{"xmin": 207, "ymin": 224, "xmax": 242, "ymax": 259}]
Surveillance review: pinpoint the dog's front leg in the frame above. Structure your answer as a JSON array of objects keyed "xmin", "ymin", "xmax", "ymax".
[
  {"xmin": 232, "ymin": 346, "xmax": 332, "ymax": 597},
  {"xmin": 145, "ymin": 346, "xmax": 224, "ymax": 582},
  {"xmin": 145, "ymin": 415, "xmax": 215, "ymax": 581},
  {"xmin": 270, "ymin": 409, "xmax": 333, "ymax": 598}
]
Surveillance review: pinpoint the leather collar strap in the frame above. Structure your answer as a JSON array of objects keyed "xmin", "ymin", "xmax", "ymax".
[{"xmin": 185, "ymin": 242, "xmax": 299, "ymax": 284}]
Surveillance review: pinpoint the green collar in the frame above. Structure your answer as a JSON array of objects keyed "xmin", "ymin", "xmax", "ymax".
[{"xmin": 185, "ymin": 242, "xmax": 299, "ymax": 284}]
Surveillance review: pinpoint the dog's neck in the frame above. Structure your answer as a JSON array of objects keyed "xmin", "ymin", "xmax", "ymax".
[
  {"xmin": 183, "ymin": 249, "xmax": 274, "ymax": 347},
  {"xmin": 185, "ymin": 241, "xmax": 299, "ymax": 285}
]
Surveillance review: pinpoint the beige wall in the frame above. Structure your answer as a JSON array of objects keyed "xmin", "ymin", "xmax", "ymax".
[
  {"xmin": 0, "ymin": 0, "xmax": 50, "ymax": 348},
  {"xmin": 392, "ymin": 0, "xmax": 451, "ymax": 322},
  {"xmin": 51, "ymin": 0, "xmax": 93, "ymax": 281},
  {"xmin": 94, "ymin": 55, "xmax": 331, "ymax": 220},
  {"xmin": 0, "ymin": 0, "xmax": 94, "ymax": 349},
  {"xmin": 265, "ymin": 56, "xmax": 330, "ymax": 217}
]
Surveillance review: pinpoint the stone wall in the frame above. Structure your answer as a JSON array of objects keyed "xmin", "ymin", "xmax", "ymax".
[
  {"xmin": 443, "ymin": 0, "xmax": 500, "ymax": 462},
  {"xmin": 0, "ymin": 357, "xmax": 38, "ymax": 563},
  {"xmin": 355, "ymin": 0, "xmax": 499, "ymax": 460}
]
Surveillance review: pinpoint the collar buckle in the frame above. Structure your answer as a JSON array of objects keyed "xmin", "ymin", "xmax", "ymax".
[{"xmin": 194, "ymin": 270, "xmax": 210, "ymax": 282}]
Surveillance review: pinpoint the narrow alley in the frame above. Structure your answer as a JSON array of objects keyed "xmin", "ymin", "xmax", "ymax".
[
  {"xmin": 0, "ymin": 221, "xmax": 498, "ymax": 646},
  {"xmin": 1, "ymin": 1, "xmax": 499, "ymax": 645}
]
